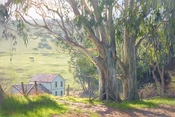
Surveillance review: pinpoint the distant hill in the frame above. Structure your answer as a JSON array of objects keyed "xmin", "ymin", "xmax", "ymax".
[{"xmin": 0, "ymin": 20, "xmax": 58, "ymax": 53}]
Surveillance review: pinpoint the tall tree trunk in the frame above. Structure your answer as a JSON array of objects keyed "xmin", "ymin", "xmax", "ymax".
[
  {"xmin": 97, "ymin": 49, "xmax": 121, "ymax": 101},
  {"xmin": 122, "ymin": 29, "xmax": 139, "ymax": 101},
  {"xmin": 122, "ymin": 78, "xmax": 128, "ymax": 100},
  {"xmin": 160, "ymin": 74, "xmax": 165, "ymax": 96},
  {"xmin": 152, "ymin": 64, "xmax": 161, "ymax": 95},
  {"xmin": 157, "ymin": 63, "xmax": 165, "ymax": 97}
]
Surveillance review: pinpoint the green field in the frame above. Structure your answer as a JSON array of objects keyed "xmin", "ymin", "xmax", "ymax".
[
  {"xmin": 0, "ymin": 22, "xmax": 81, "ymax": 92},
  {"xmin": 0, "ymin": 52, "xmax": 80, "ymax": 91}
]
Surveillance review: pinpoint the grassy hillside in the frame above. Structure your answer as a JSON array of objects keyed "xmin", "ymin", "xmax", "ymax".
[
  {"xmin": 0, "ymin": 20, "xmax": 58, "ymax": 53},
  {"xmin": 0, "ymin": 52, "xmax": 80, "ymax": 91},
  {"xmin": 0, "ymin": 31, "xmax": 57, "ymax": 53},
  {"xmin": 0, "ymin": 95, "xmax": 69, "ymax": 117},
  {"xmin": 0, "ymin": 20, "xmax": 81, "ymax": 91}
]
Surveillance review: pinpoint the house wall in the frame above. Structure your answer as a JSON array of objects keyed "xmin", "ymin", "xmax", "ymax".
[
  {"xmin": 51, "ymin": 75, "xmax": 65, "ymax": 96},
  {"xmin": 39, "ymin": 82, "xmax": 52, "ymax": 92}
]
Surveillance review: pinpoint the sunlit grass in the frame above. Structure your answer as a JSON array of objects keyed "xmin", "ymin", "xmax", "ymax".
[
  {"xmin": 106, "ymin": 97, "xmax": 175, "ymax": 110},
  {"xmin": 73, "ymin": 108, "xmax": 82, "ymax": 113},
  {"xmin": 57, "ymin": 96, "xmax": 175, "ymax": 110},
  {"xmin": 0, "ymin": 94, "xmax": 69, "ymax": 117},
  {"xmin": 86, "ymin": 110, "xmax": 100, "ymax": 117},
  {"xmin": 57, "ymin": 96, "xmax": 104, "ymax": 105}
]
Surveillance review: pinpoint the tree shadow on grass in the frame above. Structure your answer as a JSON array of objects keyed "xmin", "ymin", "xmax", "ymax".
[
  {"xmin": 105, "ymin": 100, "xmax": 158, "ymax": 110},
  {"xmin": 122, "ymin": 108, "xmax": 168, "ymax": 117},
  {"xmin": 96, "ymin": 100, "xmax": 167, "ymax": 117},
  {"xmin": 1, "ymin": 95, "xmax": 67, "ymax": 117},
  {"xmin": 157, "ymin": 104, "xmax": 175, "ymax": 113}
]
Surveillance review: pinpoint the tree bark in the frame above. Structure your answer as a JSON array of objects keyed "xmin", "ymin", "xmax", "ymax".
[
  {"xmin": 122, "ymin": 78, "xmax": 128, "ymax": 100},
  {"xmin": 152, "ymin": 63, "xmax": 161, "ymax": 95},
  {"xmin": 97, "ymin": 49, "xmax": 121, "ymax": 101},
  {"xmin": 122, "ymin": 29, "xmax": 139, "ymax": 101},
  {"xmin": 157, "ymin": 63, "xmax": 165, "ymax": 97}
]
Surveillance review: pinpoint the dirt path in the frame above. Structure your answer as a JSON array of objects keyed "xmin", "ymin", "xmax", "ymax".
[{"xmin": 56, "ymin": 100, "xmax": 175, "ymax": 117}]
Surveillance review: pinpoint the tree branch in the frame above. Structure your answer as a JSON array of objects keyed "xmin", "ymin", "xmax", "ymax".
[
  {"xmin": 115, "ymin": 55, "xmax": 126, "ymax": 76},
  {"xmin": 5, "ymin": 0, "xmax": 12, "ymax": 7},
  {"xmin": 82, "ymin": 0, "xmax": 92, "ymax": 14},
  {"xmin": 16, "ymin": 11, "xmax": 46, "ymax": 29},
  {"xmin": 135, "ymin": 36, "xmax": 145, "ymax": 51},
  {"xmin": 108, "ymin": 1, "xmax": 115, "ymax": 46},
  {"xmin": 64, "ymin": 37, "xmax": 98, "ymax": 65},
  {"xmin": 66, "ymin": 0, "xmax": 80, "ymax": 15},
  {"xmin": 90, "ymin": 0, "xmax": 108, "ymax": 45},
  {"xmin": 67, "ymin": 0, "xmax": 105, "ymax": 58}
]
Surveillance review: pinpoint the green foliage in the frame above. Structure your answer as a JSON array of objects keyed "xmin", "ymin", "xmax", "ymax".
[
  {"xmin": 55, "ymin": 40, "xmax": 72, "ymax": 52},
  {"xmin": 38, "ymin": 42, "xmax": 52, "ymax": 50},
  {"xmin": 12, "ymin": 0, "xmax": 25, "ymax": 4},
  {"xmin": 136, "ymin": 1, "xmax": 175, "ymax": 89},
  {"xmin": 69, "ymin": 51, "xmax": 98, "ymax": 92},
  {"xmin": 0, "ymin": 5, "xmax": 9, "ymax": 23},
  {"xmin": 0, "ymin": 95, "xmax": 69, "ymax": 117},
  {"xmin": 32, "ymin": 48, "xmax": 38, "ymax": 51}
]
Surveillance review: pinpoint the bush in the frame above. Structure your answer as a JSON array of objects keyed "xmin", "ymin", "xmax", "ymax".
[
  {"xmin": 32, "ymin": 48, "xmax": 38, "ymax": 51},
  {"xmin": 164, "ymin": 87, "xmax": 175, "ymax": 98},
  {"xmin": 138, "ymin": 83, "xmax": 158, "ymax": 99}
]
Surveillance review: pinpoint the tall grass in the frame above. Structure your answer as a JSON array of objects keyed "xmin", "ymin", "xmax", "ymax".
[{"xmin": 0, "ymin": 95, "xmax": 69, "ymax": 117}]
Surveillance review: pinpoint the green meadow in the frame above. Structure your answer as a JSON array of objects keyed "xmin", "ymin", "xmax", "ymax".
[
  {"xmin": 0, "ymin": 52, "xmax": 80, "ymax": 91},
  {"xmin": 0, "ymin": 22, "xmax": 81, "ymax": 91}
]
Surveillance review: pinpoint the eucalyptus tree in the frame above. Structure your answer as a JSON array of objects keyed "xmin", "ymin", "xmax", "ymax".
[{"xmin": 136, "ymin": 0, "xmax": 175, "ymax": 96}]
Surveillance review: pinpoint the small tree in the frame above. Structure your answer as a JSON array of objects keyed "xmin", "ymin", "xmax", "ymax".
[{"xmin": 69, "ymin": 50, "xmax": 98, "ymax": 94}]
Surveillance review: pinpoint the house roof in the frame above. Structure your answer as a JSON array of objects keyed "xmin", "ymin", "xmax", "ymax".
[
  {"xmin": 57, "ymin": 74, "xmax": 65, "ymax": 81},
  {"xmin": 29, "ymin": 74, "xmax": 65, "ymax": 83},
  {"xmin": 12, "ymin": 84, "xmax": 51, "ymax": 94}
]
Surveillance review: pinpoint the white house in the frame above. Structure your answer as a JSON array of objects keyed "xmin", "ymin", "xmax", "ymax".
[{"xmin": 29, "ymin": 74, "xmax": 65, "ymax": 96}]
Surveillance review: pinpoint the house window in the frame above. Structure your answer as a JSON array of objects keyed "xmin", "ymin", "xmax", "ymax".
[
  {"xmin": 60, "ymin": 81, "xmax": 63, "ymax": 87},
  {"xmin": 55, "ymin": 91, "xmax": 57, "ymax": 96},
  {"xmin": 61, "ymin": 91, "xmax": 63, "ymax": 96},
  {"xmin": 55, "ymin": 82, "xmax": 57, "ymax": 88}
]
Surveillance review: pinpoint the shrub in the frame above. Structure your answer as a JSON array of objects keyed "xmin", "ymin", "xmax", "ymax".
[{"xmin": 138, "ymin": 83, "xmax": 158, "ymax": 99}]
